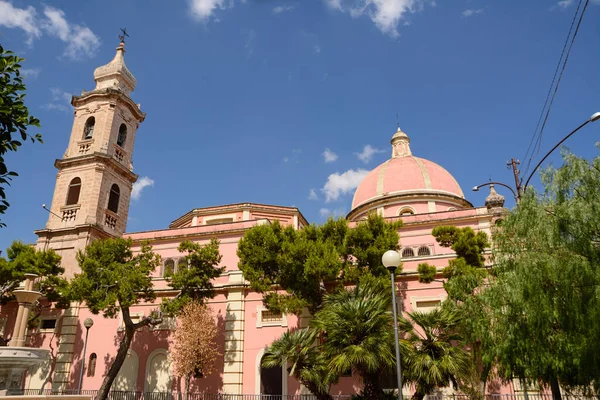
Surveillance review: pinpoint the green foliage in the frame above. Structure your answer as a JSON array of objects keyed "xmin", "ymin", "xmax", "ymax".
[
  {"xmin": 312, "ymin": 275, "xmax": 397, "ymax": 400},
  {"xmin": 262, "ymin": 328, "xmax": 337, "ymax": 400},
  {"xmin": 237, "ymin": 213, "xmax": 401, "ymax": 314},
  {"xmin": 418, "ymin": 225, "xmax": 493, "ymax": 396},
  {"xmin": 344, "ymin": 214, "xmax": 402, "ymax": 277},
  {"xmin": 0, "ymin": 45, "xmax": 42, "ymax": 225},
  {"xmin": 402, "ymin": 308, "xmax": 472, "ymax": 400},
  {"xmin": 161, "ymin": 239, "xmax": 225, "ymax": 314},
  {"xmin": 69, "ymin": 238, "xmax": 159, "ymax": 318},
  {"xmin": 417, "ymin": 263, "xmax": 437, "ymax": 284},
  {"xmin": 0, "ymin": 241, "xmax": 68, "ymax": 308},
  {"xmin": 487, "ymin": 149, "xmax": 600, "ymax": 396}
]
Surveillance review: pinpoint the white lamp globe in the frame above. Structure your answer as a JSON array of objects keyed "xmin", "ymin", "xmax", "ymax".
[{"xmin": 382, "ymin": 250, "xmax": 402, "ymax": 270}]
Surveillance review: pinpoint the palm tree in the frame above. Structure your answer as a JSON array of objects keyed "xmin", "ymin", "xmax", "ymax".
[
  {"xmin": 262, "ymin": 328, "xmax": 337, "ymax": 400},
  {"xmin": 402, "ymin": 307, "xmax": 472, "ymax": 400},
  {"xmin": 312, "ymin": 276, "xmax": 397, "ymax": 400}
]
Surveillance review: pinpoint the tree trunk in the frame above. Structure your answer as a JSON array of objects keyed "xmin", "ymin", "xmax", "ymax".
[
  {"xmin": 184, "ymin": 374, "xmax": 191, "ymax": 400},
  {"xmin": 362, "ymin": 371, "xmax": 383, "ymax": 400},
  {"xmin": 95, "ymin": 322, "xmax": 136, "ymax": 400},
  {"xmin": 412, "ymin": 385, "xmax": 426, "ymax": 400},
  {"xmin": 550, "ymin": 376, "xmax": 562, "ymax": 400},
  {"xmin": 304, "ymin": 381, "xmax": 333, "ymax": 400}
]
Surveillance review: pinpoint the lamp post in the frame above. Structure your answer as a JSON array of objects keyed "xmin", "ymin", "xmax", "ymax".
[
  {"xmin": 472, "ymin": 182, "xmax": 518, "ymax": 202},
  {"xmin": 77, "ymin": 318, "xmax": 94, "ymax": 394},
  {"xmin": 382, "ymin": 250, "xmax": 404, "ymax": 400},
  {"xmin": 522, "ymin": 112, "xmax": 600, "ymax": 192}
]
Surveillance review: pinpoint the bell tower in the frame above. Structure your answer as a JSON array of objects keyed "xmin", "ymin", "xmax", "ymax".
[
  {"xmin": 35, "ymin": 38, "xmax": 146, "ymax": 278},
  {"xmin": 32, "ymin": 36, "xmax": 145, "ymax": 392}
]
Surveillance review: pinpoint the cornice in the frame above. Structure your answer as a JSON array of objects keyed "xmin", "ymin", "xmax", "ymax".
[
  {"xmin": 126, "ymin": 225, "xmax": 257, "ymax": 245},
  {"xmin": 169, "ymin": 202, "xmax": 309, "ymax": 229},
  {"xmin": 347, "ymin": 191, "xmax": 474, "ymax": 221},
  {"xmin": 72, "ymin": 88, "xmax": 146, "ymax": 122},
  {"xmin": 34, "ymin": 223, "xmax": 115, "ymax": 240},
  {"xmin": 54, "ymin": 152, "xmax": 138, "ymax": 183}
]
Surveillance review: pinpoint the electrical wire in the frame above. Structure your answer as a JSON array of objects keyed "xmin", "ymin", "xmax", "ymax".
[{"xmin": 522, "ymin": 0, "xmax": 589, "ymax": 178}]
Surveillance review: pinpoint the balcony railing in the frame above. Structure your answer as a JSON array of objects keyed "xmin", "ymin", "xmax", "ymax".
[{"xmin": 104, "ymin": 209, "xmax": 118, "ymax": 230}]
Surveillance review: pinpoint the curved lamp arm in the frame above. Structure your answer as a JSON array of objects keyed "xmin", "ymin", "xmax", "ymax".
[
  {"xmin": 523, "ymin": 112, "xmax": 600, "ymax": 192},
  {"xmin": 472, "ymin": 181, "xmax": 518, "ymax": 202}
]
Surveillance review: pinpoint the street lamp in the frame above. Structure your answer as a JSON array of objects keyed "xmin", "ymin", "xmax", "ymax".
[
  {"xmin": 77, "ymin": 318, "xmax": 94, "ymax": 394},
  {"xmin": 472, "ymin": 181, "xmax": 518, "ymax": 202},
  {"xmin": 382, "ymin": 250, "xmax": 404, "ymax": 400},
  {"xmin": 523, "ymin": 112, "xmax": 600, "ymax": 192}
]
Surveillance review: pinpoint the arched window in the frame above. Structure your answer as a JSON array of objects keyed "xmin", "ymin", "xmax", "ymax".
[
  {"xmin": 163, "ymin": 259, "xmax": 175, "ymax": 277},
  {"xmin": 177, "ymin": 257, "xmax": 188, "ymax": 272},
  {"xmin": 417, "ymin": 246, "xmax": 431, "ymax": 257},
  {"xmin": 447, "ymin": 207, "xmax": 457, "ymax": 212},
  {"xmin": 66, "ymin": 177, "xmax": 82, "ymax": 205},
  {"xmin": 83, "ymin": 117, "xmax": 95, "ymax": 139},
  {"xmin": 107, "ymin": 184, "xmax": 120, "ymax": 213},
  {"xmin": 117, "ymin": 124, "xmax": 127, "ymax": 147},
  {"xmin": 402, "ymin": 248, "xmax": 415, "ymax": 258},
  {"xmin": 87, "ymin": 353, "xmax": 97, "ymax": 377},
  {"xmin": 398, "ymin": 207, "xmax": 415, "ymax": 216}
]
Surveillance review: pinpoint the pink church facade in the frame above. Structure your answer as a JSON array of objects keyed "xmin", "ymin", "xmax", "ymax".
[{"xmin": 1, "ymin": 41, "xmax": 516, "ymax": 397}]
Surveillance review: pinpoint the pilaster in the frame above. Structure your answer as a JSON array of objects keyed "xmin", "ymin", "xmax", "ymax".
[
  {"xmin": 222, "ymin": 272, "xmax": 245, "ymax": 395},
  {"xmin": 51, "ymin": 302, "xmax": 80, "ymax": 391}
]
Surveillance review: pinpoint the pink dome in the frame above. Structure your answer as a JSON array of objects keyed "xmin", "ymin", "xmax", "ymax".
[{"xmin": 350, "ymin": 127, "xmax": 465, "ymax": 211}]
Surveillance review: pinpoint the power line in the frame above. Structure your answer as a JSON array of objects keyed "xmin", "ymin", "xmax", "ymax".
[{"xmin": 522, "ymin": 0, "xmax": 589, "ymax": 178}]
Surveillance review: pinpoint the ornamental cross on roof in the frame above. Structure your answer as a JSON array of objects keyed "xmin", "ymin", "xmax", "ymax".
[{"xmin": 119, "ymin": 28, "xmax": 129, "ymax": 44}]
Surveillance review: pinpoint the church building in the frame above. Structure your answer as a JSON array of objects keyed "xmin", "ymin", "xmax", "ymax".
[{"xmin": 3, "ymin": 39, "xmax": 512, "ymax": 397}]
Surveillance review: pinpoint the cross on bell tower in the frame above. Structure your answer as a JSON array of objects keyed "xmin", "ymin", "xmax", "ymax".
[{"xmin": 119, "ymin": 27, "xmax": 129, "ymax": 44}]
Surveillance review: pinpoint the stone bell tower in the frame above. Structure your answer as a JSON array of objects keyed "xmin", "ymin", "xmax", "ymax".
[{"xmin": 35, "ymin": 38, "xmax": 145, "ymax": 278}]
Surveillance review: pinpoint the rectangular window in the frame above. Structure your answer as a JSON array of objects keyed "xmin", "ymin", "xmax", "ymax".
[
  {"xmin": 256, "ymin": 307, "xmax": 287, "ymax": 328},
  {"xmin": 261, "ymin": 310, "xmax": 283, "ymax": 323},
  {"xmin": 205, "ymin": 217, "xmax": 234, "ymax": 225},
  {"xmin": 40, "ymin": 318, "xmax": 57, "ymax": 332},
  {"xmin": 119, "ymin": 313, "xmax": 143, "ymax": 331}
]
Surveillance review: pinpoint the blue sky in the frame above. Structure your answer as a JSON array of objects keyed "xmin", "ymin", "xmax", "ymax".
[{"xmin": 0, "ymin": 0, "xmax": 598, "ymax": 249}]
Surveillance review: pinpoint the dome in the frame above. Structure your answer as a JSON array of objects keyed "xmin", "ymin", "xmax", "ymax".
[
  {"xmin": 93, "ymin": 41, "xmax": 136, "ymax": 96},
  {"xmin": 350, "ymin": 127, "xmax": 469, "ymax": 215}
]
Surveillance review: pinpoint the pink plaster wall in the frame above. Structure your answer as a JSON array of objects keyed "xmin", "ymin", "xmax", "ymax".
[{"xmin": 6, "ymin": 204, "xmax": 503, "ymax": 396}]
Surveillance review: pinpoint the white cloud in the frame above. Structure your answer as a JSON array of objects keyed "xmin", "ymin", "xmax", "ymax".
[
  {"xmin": 325, "ymin": 0, "xmax": 343, "ymax": 10},
  {"xmin": 21, "ymin": 68, "xmax": 41, "ymax": 79},
  {"xmin": 283, "ymin": 156, "xmax": 289, "ymax": 162},
  {"xmin": 355, "ymin": 144, "xmax": 385, "ymax": 163},
  {"xmin": 554, "ymin": 0, "xmax": 599, "ymax": 9},
  {"xmin": 321, "ymin": 169, "xmax": 369, "ymax": 202},
  {"xmin": 43, "ymin": 88, "xmax": 72, "ymax": 112},
  {"xmin": 42, "ymin": 7, "xmax": 100, "ymax": 59},
  {"xmin": 320, "ymin": 207, "xmax": 347, "ymax": 218},
  {"xmin": 326, "ymin": 0, "xmax": 427, "ymax": 38},
  {"xmin": 244, "ymin": 29, "xmax": 255, "ymax": 59},
  {"xmin": 323, "ymin": 148, "xmax": 339, "ymax": 163},
  {"xmin": 462, "ymin": 8, "xmax": 484, "ymax": 17},
  {"xmin": 320, "ymin": 208, "xmax": 331, "ymax": 217},
  {"xmin": 308, "ymin": 189, "xmax": 318, "ymax": 200},
  {"xmin": 0, "ymin": 1, "xmax": 40, "ymax": 44},
  {"xmin": 273, "ymin": 5, "xmax": 294, "ymax": 14},
  {"xmin": 189, "ymin": 0, "xmax": 230, "ymax": 22},
  {"xmin": 0, "ymin": 2, "xmax": 99, "ymax": 59},
  {"xmin": 314, "ymin": 44, "xmax": 321, "ymax": 53},
  {"xmin": 132, "ymin": 176, "xmax": 155, "ymax": 200},
  {"xmin": 556, "ymin": 0, "xmax": 574, "ymax": 7}
]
